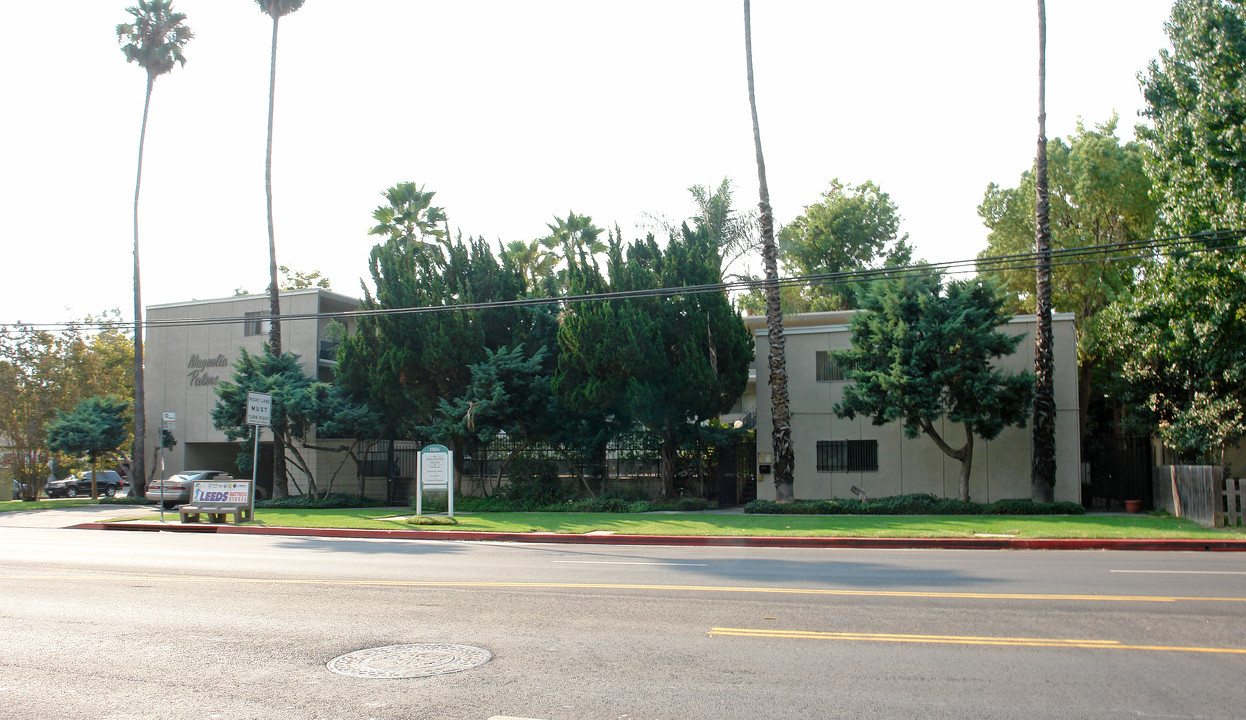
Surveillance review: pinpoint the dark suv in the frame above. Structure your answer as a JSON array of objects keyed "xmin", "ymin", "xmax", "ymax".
[{"xmin": 45, "ymin": 470, "xmax": 125, "ymax": 498}]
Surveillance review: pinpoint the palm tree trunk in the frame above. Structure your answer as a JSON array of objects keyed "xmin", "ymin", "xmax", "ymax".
[
  {"xmin": 265, "ymin": 14, "xmax": 282, "ymax": 356},
  {"xmin": 744, "ymin": 0, "xmax": 794, "ymax": 501},
  {"xmin": 265, "ymin": 14, "xmax": 288, "ymax": 498},
  {"xmin": 1032, "ymin": 0, "xmax": 1057, "ymax": 503},
  {"xmin": 130, "ymin": 75, "xmax": 154, "ymax": 495}
]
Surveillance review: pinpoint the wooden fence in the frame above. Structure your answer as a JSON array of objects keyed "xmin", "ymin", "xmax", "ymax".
[
  {"xmin": 1223, "ymin": 477, "xmax": 1246, "ymax": 527},
  {"xmin": 1153, "ymin": 465, "xmax": 1245, "ymax": 527}
]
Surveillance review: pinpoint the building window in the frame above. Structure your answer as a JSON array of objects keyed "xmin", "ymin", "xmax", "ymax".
[
  {"xmin": 816, "ymin": 440, "xmax": 879, "ymax": 472},
  {"xmin": 244, "ymin": 311, "xmax": 264, "ymax": 337},
  {"xmin": 815, "ymin": 350, "xmax": 855, "ymax": 382}
]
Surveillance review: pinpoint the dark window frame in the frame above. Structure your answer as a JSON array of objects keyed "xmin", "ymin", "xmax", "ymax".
[
  {"xmin": 244, "ymin": 311, "xmax": 264, "ymax": 337},
  {"xmin": 815, "ymin": 439, "xmax": 879, "ymax": 472},
  {"xmin": 815, "ymin": 350, "xmax": 856, "ymax": 382}
]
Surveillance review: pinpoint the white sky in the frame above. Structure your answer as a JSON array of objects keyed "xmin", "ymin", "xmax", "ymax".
[{"xmin": 0, "ymin": 0, "xmax": 1175, "ymax": 327}]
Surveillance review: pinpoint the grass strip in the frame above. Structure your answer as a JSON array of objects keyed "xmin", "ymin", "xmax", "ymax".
[{"xmin": 238, "ymin": 509, "xmax": 1241, "ymax": 539}]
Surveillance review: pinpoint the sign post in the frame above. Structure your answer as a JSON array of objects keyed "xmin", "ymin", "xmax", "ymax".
[
  {"xmin": 246, "ymin": 392, "xmax": 272, "ymax": 521},
  {"xmin": 416, "ymin": 444, "xmax": 453, "ymax": 519},
  {"xmin": 159, "ymin": 412, "xmax": 175, "ymax": 522}
]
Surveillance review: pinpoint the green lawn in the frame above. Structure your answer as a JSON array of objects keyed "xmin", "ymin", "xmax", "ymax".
[
  {"xmin": 1, "ymin": 498, "xmax": 104, "ymax": 511},
  {"xmin": 5, "ymin": 499, "xmax": 1242, "ymax": 538},
  {"xmin": 238, "ymin": 508, "xmax": 1241, "ymax": 539}
]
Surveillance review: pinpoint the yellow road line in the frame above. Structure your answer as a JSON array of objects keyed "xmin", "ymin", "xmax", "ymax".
[
  {"xmin": 0, "ymin": 574, "xmax": 1244, "ymax": 604},
  {"xmin": 708, "ymin": 627, "xmax": 1246, "ymax": 654}
]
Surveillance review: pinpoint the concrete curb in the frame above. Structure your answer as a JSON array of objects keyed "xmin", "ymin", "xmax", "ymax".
[{"xmin": 73, "ymin": 521, "xmax": 1246, "ymax": 551}]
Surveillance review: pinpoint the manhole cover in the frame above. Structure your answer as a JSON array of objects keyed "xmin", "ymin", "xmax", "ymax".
[{"xmin": 327, "ymin": 643, "xmax": 492, "ymax": 679}]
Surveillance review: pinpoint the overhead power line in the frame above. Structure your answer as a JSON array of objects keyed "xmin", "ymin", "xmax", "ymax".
[{"xmin": 3, "ymin": 229, "xmax": 1242, "ymax": 335}]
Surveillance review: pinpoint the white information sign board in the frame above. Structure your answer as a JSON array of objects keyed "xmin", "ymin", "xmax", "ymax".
[
  {"xmin": 416, "ymin": 444, "xmax": 454, "ymax": 518},
  {"xmin": 246, "ymin": 392, "xmax": 272, "ymax": 426}
]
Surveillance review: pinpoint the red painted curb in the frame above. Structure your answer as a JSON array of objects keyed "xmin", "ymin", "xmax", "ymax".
[{"xmin": 72, "ymin": 522, "xmax": 1246, "ymax": 551}]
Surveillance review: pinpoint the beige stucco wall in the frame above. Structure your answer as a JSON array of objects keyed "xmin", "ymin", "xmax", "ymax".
[
  {"xmin": 749, "ymin": 311, "xmax": 1081, "ymax": 504},
  {"xmin": 143, "ymin": 289, "xmax": 359, "ymax": 490}
]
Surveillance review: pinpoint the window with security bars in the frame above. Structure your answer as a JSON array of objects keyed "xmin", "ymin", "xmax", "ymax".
[
  {"xmin": 816, "ymin": 440, "xmax": 879, "ymax": 472},
  {"xmin": 815, "ymin": 351, "xmax": 856, "ymax": 382}
]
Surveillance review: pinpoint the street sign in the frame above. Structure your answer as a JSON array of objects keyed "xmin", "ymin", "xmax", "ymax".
[
  {"xmin": 246, "ymin": 392, "xmax": 272, "ymax": 426},
  {"xmin": 162, "ymin": 412, "xmax": 176, "ymax": 423}
]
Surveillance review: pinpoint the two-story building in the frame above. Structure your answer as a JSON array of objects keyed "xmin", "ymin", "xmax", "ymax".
[
  {"xmin": 746, "ymin": 311, "xmax": 1082, "ymax": 503},
  {"xmin": 142, "ymin": 289, "xmax": 359, "ymax": 498},
  {"xmin": 143, "ymin": 292, "xmax": 1081, "ymax": 505}
]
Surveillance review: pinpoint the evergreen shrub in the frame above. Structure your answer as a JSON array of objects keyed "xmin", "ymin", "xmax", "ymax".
[
  {"xmin": 503, "ymin": 459, "xmax": 571, "ymax": 509},
  {"xmin": 257, "ymin": 493, "xmax": 385, "ymax": 509},
  {"xmin": 744, "ymin": 494, "xmax": 1085, "ymax": 516}
]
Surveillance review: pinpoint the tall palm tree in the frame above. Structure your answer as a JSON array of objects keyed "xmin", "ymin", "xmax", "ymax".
[
  {"xmin": 501, "ymin": 239, "xmax": 559, "ymax": 289},
  {"xmin": 542, "ymin": 213, "xmax": 606, "ymax": 263},
  {"xmin": 1032, "ymin": 0, "xmax": 1057, "ymax": 501},
  {"xmin": 117, "ymin": 0, "xmax": 193, "ymax": 495},
  {"xmin": 368, "ymin": 182, "xmax": 448, "ymax": 253},
  {"xmin": 255, "ymin": 0, "xmax": 306, "ymax": 498},
  {"xmin": 743, "ymin": 0, "xmax": 794, "ymax": 500}
]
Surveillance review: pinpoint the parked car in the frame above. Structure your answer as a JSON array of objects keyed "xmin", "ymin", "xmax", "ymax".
[
  {"xmin": 45, "ymin": 470, "xmax": 125, "ymax": 498},
  {"xmin": 146, "ymin": 471, "xmax": 234, "ymax": 509}
]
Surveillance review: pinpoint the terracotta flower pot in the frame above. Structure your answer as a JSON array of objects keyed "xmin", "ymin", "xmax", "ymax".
[{"xmin": 1124, "ymin": 499, "xmax": 1143, "ymax": 513}]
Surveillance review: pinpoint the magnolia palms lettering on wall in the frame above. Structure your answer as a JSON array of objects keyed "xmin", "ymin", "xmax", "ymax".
[{"xmin": 187, "ymin": 354, "xmax": 229, "ymax": 387}]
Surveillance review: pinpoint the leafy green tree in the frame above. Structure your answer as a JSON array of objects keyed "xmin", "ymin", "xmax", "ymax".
[
  {"xmin": 555, "ymin": 226, "xmax": 753, "ymax": 496},
  {"xmin": 235, "ymin": 265, "xmax": 332, "ymax": 295},
  {"xmin": 211, "ymin": 348, "xmax": 347, "ymax": 497},
  {"xmin": 646, "ymin": 178, "xmax": 760, "ymax": 284},
  {"xmin": 536, "ymin": 212, "xmax": 607, "ymax": 292},
  {"xmin": 0, "ymin": 321, "xmax": 136, "ymax": 498},
  {"xmin": 0, "ymin": 328, "xmax": 75, "ymax": 497},
  {"xmin": 1094, "ymin": 251, "xmax": 1246, "ymax": 463},
  {"xmin": 500, "ymin": 239, "xmax": 559, "ymax": 289},
  {"xmin": 337, "ymin": 186, "xmax": 529, "ymax": 474},
  {"xmin": 424, "ymin": 345, "xmax": 564, "ymax": 493},
  {"xmin": 287, "ymin": 382, "xmax": 385, "ymax": 497},
  {"xmin": 46, "ymin": 397, "xmax": 131, "ymax": 499},
  {"xmin": 117, "ymin": 0, "xmax": 192, "ymax": 498},
  {"xmin": 978, "ymin": 118, "xmax": 1157, "ymax": 437},
  {"xmin": 744, "ymin": 0, "xmax": 794, "ymax": 500},
  {"xmin": 1139, "ymin": 0, "xmax": 1246, "ymax": 233},
  {"xmin": 689, "ymin": 178, "xmax": 761, "ymax": 283},
  {"xmin": 833, "ymin": 273, "xmax": 1034, "ymax": 502},
  {"xmin": 767, "ymin": 179, "xmax": 913, "ymax": 312},
  {"xmin": 368, "ymin": 182, "xmax": 449, "ymax": 260}
]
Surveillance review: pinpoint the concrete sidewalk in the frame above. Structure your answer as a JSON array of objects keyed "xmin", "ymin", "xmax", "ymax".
[{"xmin": 54, "ymin": 504, "xmax": 1246, "ymax": 552}]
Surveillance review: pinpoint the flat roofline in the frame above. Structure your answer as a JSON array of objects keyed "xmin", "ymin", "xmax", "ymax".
[
  {"xmin": 148, "ymin": 287, "xmax": 361, "ymax": 312},
  {"xmin": 746, "ymin": 310, "xmax": 1076, "ymax": 334}
]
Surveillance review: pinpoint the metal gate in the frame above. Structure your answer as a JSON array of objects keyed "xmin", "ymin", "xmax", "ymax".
[
  {"xmin": 1083, "ymin": 436, "xmax": 1153, "ymax": 511},
  {"xmin": 715, "ymin": 440, "xmax": 757, "ymax": 507}
]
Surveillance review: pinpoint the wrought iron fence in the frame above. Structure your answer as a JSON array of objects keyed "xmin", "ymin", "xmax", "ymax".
[{"xmin": 358, "ymin": 432, "xmax": 756, "ymax": 503}]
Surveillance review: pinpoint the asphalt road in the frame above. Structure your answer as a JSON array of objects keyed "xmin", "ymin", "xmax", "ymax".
[{"xmin": 0, "ymin": 518, "xmax": 1243, "ymax": 720}]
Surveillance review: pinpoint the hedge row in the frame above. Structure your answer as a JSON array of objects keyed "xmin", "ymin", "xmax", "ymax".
[
  {"xmin": 256, "ymin": 493, "xmax": 387, "ymax": 509},
  {"xmin": 425, "ymin": 494, "xmax": 720, "ymax": 514},
  {"xmin": 743, "ymin": 494, "xmax": 1085, "ymax": 516}
]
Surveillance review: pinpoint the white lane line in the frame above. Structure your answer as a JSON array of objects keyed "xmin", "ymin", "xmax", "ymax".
[
  {"xmin": 552, "ymin": 560, "xmax": 708, "ymax": 566},
  {"xmin": 1111, "ymin": 570, "xmax": 1246, "ymax": 575}
]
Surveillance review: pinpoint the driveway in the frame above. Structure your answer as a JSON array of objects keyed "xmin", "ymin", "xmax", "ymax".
[{"xmin": 0, "ymin": 502, "xmax": 166, "ymax": 529}]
